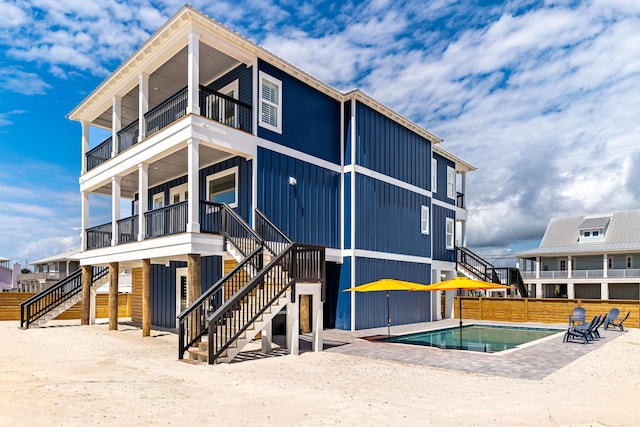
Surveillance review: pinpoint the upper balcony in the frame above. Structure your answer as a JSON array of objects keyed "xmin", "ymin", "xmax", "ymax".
[
  {"xmin": 86, "ymin": 86, "xmax": 252, "ymax": 171},
  {"xmin": 520, "ymin": 269, "xmax": 640, "ymax": 281}
]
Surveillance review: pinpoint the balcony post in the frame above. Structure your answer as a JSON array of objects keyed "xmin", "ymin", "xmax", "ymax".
[
  {"xmin": 603, "ymin": 253, "xmax": 608, "ymax": 278},
  {"xmin": 567, "ymin": 255, "xmax": 572, "ymax": 278},
  {"xmin": 601, "ymin": 282, "xmax": 609, "ymax": 300},
  {"xmin": 112, "ymin": 95, "xmax": 122, "ymax": 156},
  {"xmin": 81, "ymin": 121, "xmax": 89, "ymax": 174},
  {"xmin": 535, "ymin": 256, "xmax": 540, "ymax": 279},
  {"xmin": 187, "ymin": 138, "xmax": 200, "ymax": 233},
  {"xmin": 81, "ymin": 191, "xmax": 89, "ymax": 251},
  {"xmin": 112, "ymin": 176, "xmax": 121, "ymax": 246},
  {"xmin": 138, "ymin": 163, "xmax": 148, "ymax": 241},
  {"xmin": 139, "ymin": 72, "xmax": 149, "ymax": 141},
  {"xmin": 187, "ymin": 31, "xmax": 200, "ymax": 115}
]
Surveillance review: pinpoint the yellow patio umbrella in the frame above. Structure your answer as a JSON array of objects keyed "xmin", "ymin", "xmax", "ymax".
[
  {"xmin": 419, "ymin": 277, "xmax": 512, "ymax": 329},
  {"xmin": 344, "ymin": 279, "xmax": 431, "ymax": 340}
]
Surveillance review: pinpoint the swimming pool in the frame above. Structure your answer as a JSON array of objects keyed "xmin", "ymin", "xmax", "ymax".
[{"xmin": 387, "ymin": 325, "xmax": 563, "ymax": 353}]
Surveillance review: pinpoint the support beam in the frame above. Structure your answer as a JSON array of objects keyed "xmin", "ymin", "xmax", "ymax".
[
  {"xmin": 142, "ymin": 258, "xmax": 151, "ymax": 337},
  {"xmin": 112, "ymin": 95, "xmax": 121, "ymax": 157},
  {"xmin": 187, "ymin": 254, "xmax": 202, "ymax": 339},
  {"xmin": 187, "ymin": 31, "xmax": 200, "ymax": 115},
  {"xmin": 109, "ymin": 262, "xmax": 119, "ymax": 330},
  {"xmin": 81, "ymin": 121, "xmax": 89, "ymax": 174},
  {"xmin": 112, "ymin": 176, "xmax": 121, "ymax": 246},
  {"xmin": 138, "ymin": 163, "xmax": 148, "ymax": 241},
  {"xmin": 186, "ymin": 139, "xmax": 200, "ymax": 233},
  {"xmin": 81, "ymin": 191, "xmax": 89, "ymax": 251},
  {"xmin": 81, "ymin": 265, "xmax": 92, "ymax": 326},
  {"xmin": 138, "ymin": 72, "xmax": 149, "ymax": 141}
]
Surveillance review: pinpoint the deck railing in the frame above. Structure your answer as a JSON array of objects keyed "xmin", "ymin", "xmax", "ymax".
[
  {"xmin": 255, "ymin": 209, "xmax": 292, "ymax": 256},
  {"xmin": 117, "ymin": 120, "xmax": 139, "ymax": 152},
  {"xmin": 117, "ymin": 215, "xmax": 138, "ymax": 244},
  {"xmin": 521, "ymin": 268, "xmax": 640, "ymax": 280},
  {"xmin": 145, "ymin": 201, "xmax": 188, "ymax": 239},
  {"xmin": 86, "ymin": 223, "xmax": 112, "ymax": 249},
  {"xmin": 86, "ymin": 137, "xmax": 112, "ymax": 171},
  {"xmin": 200, "ymin": 86, "xmax": 252, "ymax": 133},
  {"xmin": 145, "ymin": 87, "xmax": 188, "ymax": 137}
]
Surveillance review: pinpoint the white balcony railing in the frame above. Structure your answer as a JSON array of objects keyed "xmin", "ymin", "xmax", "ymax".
[{"xmin": 520, "ymin": 268, "xmax": 640, "ymax": 280}]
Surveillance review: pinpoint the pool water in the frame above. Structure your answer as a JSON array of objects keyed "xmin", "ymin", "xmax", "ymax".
[{"xmin": 387, "ymin": 325, "xmax": 562, "ymax": 353}]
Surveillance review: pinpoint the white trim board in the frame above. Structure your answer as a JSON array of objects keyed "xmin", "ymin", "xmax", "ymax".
[{"xmin": 342, "ymin": 249, "xmax": 432, "ymax": 265}]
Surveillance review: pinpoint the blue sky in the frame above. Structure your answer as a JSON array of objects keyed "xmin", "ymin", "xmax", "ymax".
[{"xmin": 1, "ymin": 0, "xmax": 639, "ymax": 267}]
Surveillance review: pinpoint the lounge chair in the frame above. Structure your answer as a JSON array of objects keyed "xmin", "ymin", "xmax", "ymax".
[
  {"xmin": 591, "ymin": 314, "xmax": 606, "ymax": 340},
  {"xmin": 563, "ymin": 316, "xmax": 599, "ymax": 344},
  {"xmin": 568, "ymin": 306, "xmax": 586, "ymax": 325},
  {"xmin": 604, "ymin": 310, "xmax": 630, "ymax": 332},
  {"xmin": 603, "ymin": 308, "xmax": 620, "ymax": 330}
]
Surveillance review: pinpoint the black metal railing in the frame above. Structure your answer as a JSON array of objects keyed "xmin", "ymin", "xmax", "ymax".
[
  {"xmin": 117, "ymin": 215, "xmax": 138, "ymax": 244},
  {"xmin": 206, "ymin": 243, "xmax": 325, "ymax": 364},
  {"xmin": 86, "ymin": 137, "xmax": 112, "ymax": 171},
  {"xmin": 145, "ymin": 201, "xmax": 188, "ymax": 239},
  {"xmin": 200, "ymin": 86, "xmax": 252, "ymax": 133},
  {"xmin": 492, "ymin": 267, "xmax": 528, "ymax": 298},
  {"xmin": 199, "ymin": 201, "xmax": 223, "ymax": 233},
  {"xmin": 255, "ymin": 209, "xmax": 292, "ymax": 256},
  {"xmin": 117, "ymin": 120, "xmax": 139, "ymax": 152},
  {"xmin": 86, "ymin": 223, "xmax": 112, "ymax": 249},
  {"xmin": 20, "ymin": 266, "xmax": 109, "ymax": 329},
  {"xmin": 221, "ymin": 205, "xmax": 262, "ymax": 259},
  {"xmin": 456, "ymin": 246, "xmax": 528, "ymax": 297},
  {"xmin": 145, "ymin": 87, "xmax": 188, "ymax": 137},
  {"xmin": 456, "ymin": 192, "xmax": 465, "ymax": 209}
]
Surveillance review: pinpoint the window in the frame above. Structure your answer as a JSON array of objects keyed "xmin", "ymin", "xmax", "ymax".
[
  {"xmin": 259, "ymin": 72, "xmax": 282, "ymax": 133},
  {"xmin": 627, "ymin": 257, "xmax": 632, "ymax": 268},
  {"xmin": 583, "ymin": 231, "xmax": 591, "ymax": 237},
  {"xmin": 592, "ymin": 230, "xmax": 599, "ymax": 237},
  {"xmin": 608, "ymin": 257, "xmax": 613, "ymax": 269},
  {"xmin": 560, "ymin": 260, "xmax": 566, "ymax": 271},
  {"xmin": 445, "ymin": 217, "xmax": 454, "ymax": 249},
  {"xmin": 421, "ymin": 206, "xmax": 429, "ymax": 235},
  {"xmin": 152, "ymin": 193, "xmax": 164, "ymax": 210},
  {"xmin": 446, "ymin": 167, "xmax": 455, "ymax": 199},
  {"xmin": 431, "ymin": 159, "xmax": 437, "ymax": 192},
  {"xmin": 206, "ymin": 167, "xmax": 238, "ymax": 207},
  {"xmin": 170, "ymin": 183, "xmax": 188, "ymax": 204}
]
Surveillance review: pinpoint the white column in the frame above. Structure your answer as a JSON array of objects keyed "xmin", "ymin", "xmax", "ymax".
[
  {"xmin": 81, "ymin": 121, "xmax": 89, "ymax": 173},
  {"xmin": 89, "ymin": 287, "xmax": 97, "ymax": 325},
  {"xmin": 535, "ymin": 283, "xmax": 543, "ymax": 298},
  {"xmin": 138, "ymin": 72, "xmax": 149, "ymax": 141},
  {"xmin": 603, "ymin": 253, "xmax": 608, "ymax": 278},
  {"xmin": 112, "ymin": 95, "xmax": 122, "ymax": 156},
  {"xmin": 187, "ymin": 138, "xmax": 200, "ymax": 233},
  {"xmin": 286, "ymin": 291, "xmax": 299, "ymax": 355},
  {"xmin": 138, "ymin": 163, "xmax": 148, "ymax": 241},
  {"xmin": 601, "ymin": 282, "xmax": 609, "ymax": 300},
  {"xmin": 567, "ymin": 255, "xmax": 572, "ymax": 278},
  {"xmin": 312, "ymin": 290, "xmax": 323, "ymax": 352},
  {"xmin": 81, "ymin": 191, "xmax": 89, "ymax": 251},
  {"xmin": 535, "ymin": 257, "xmax": 540, "ymax": 279},
  {"xmin": 261, "ymin": 322, "xmax": 273, "ymax": 353},
  {"xmin": 111, "ymin": 176, "xmax": 121, "ymax": 246},
  {"xmin": 187, "ymin": 31, "xmax": 200, "ymax": 115},
  {"xmin": 567, "ymin": 283, "xmax": 575, "ymax": 299}
]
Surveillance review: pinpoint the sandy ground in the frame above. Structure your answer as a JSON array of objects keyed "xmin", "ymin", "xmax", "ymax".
[{"xmin": 1, "ymin": 320, "xmax": 639, "ymax": 426}]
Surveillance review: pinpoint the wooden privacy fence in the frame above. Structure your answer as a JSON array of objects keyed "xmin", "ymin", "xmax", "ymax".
[
  {"xmin": 457, "ymin": 297, "xmax": 640, "ymax": 328},
  {"xmin": 0, "ymin": 292, "xmax": 131, "ymax": 321}
]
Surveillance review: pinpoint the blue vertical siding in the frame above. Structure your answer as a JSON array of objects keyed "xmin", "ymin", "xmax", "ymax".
[
  {"xmin": 257, "ymin": 147, "xmax": 340, "ymax": 248},
  {"xmin": 344, "ymin": 101, "xmax": 352, "ymax": 165},
  {"xmin": 150, "ymin": 256, "xmax": 222, "ymax": 329},
  {"xmin": 355, "ymin": 174, "xmax": 431, "ymax": 256},
  {"xmin": 433, "ymin": 153, "xmax": 456, "ymax": 204},
  {"xmin": 257, "ymin": 60, "xmax": 341, "ymax": 164},
  {"xmin": 432, "ymin": 205, "xmax": 456, "ymax": 262},
  {"xmin": 324, "ymin": 261, "xmax": 343, "ymax": 329},
  {"xmin": 353, "ymin": 257, "xmax": 431, "ymax": 329},
  {"xmin": 356, "ymin": 102, "xmax": 432, "ymax": 188},
  {"xmin": 335, "ymin": 257, "xmax": 352, "ymax": 330},
  {"xmin": 207, "ymin": 64, "xmax": 253, "ymax": 106},
  {"xmin": 343, "ymin": 172, "xmax": 351, "ymax": 249},
  {"xmin": 142, "ymin": 156, "xmax": 252, "ymax": 223}
]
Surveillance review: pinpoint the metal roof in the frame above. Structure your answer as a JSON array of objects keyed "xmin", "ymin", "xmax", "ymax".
[
  {"xmin": 579, "ymin": 217, "xmax": 610, "ymax": 229},
  {"xmin": 31, "ymin": 249, "xmax": 81, "ymax": 265},
  {"xmin": 516, "ymin": 209, "xmax": 640, "ymax": 258}
]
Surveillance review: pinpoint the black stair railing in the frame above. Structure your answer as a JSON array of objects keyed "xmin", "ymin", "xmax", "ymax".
[
  {"xmin": 20, "ymin": 266, "xmax": 109, "ymax": 329},
  {"xmin": 456, "ymin": 246, "xmax": 528, "ymax": 297},
  {"xmin": 255, "ymin": 209, "xmax": 292, "ymax": 256},
  {"xmin": 177, "ymin": 203, "xmax": 263, "ymax": 359},
  {"xmin": 206, "ymin": 243, "xmax": 325, "ymax": 364}
]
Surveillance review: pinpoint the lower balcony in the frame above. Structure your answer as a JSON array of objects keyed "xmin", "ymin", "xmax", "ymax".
[
  {"xmin": 86, "ymin": 201, "xmax": 224, "ymax": 250},
  {"xmin": 520, "ymin": 269, "xmax": 640, "ymax": 281}
]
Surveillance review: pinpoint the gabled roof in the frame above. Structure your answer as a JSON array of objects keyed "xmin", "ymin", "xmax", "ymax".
[
  {"xmin": 31, "ymin": 249, "xmax": 81, "ymax": 265},
  {"xmin": 516, "ymin": 209, "xmax": 640, "ymax": 257}
]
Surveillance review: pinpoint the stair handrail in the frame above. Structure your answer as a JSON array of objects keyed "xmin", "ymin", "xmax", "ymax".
[
  {"xmin": 220, "ymin": 204, "xmax": 262, "ymax": 259},
  {"xmin": 255, "ymin": 209, "xmax": 292, "ymax": 256},
  {"xmin": 20, "ymin": 266, "xmax": 109, "ymax": 328},
  {"xmin": 456, "ymin": 246, "xmax": 494, "ymax": 282},
  {"xmin": 177, "ymin": 245, "xmax": 264, "ymax": 359},
  {"xmin": 206, "ymin": 243, "xmax": 325, "ymax": 364}
]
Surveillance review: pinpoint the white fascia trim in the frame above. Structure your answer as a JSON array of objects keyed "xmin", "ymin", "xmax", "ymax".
[
  {"xmin": 431, "ymin": 260, "xmax": 456, "ymax": 273},
  {"xmin": 77, "ymin": 233, "xmax": 225, "ymax": 266},
  {"xmin": 345, "ymin": 164, "xmax": 431, "ymax": 198},
  {"xmin": 256, "ymin": 138, "xmax": 341, "ymax": 173},
  {"xmin": 431, "ymin": 197, "xmax": 457, "ymax": 210},
  {"xmin": 325, "ymin": 248, "xmax": 342, "ymax": 263},
  {"xmin": 342, "ymin": 249, "xmax": 432, "ymax": 265}
]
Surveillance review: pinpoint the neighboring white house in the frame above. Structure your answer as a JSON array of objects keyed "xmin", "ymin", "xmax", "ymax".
[
  {"xmin": 0, "ymin": 257, "xmax": 19, "ymax": 291},
  {"xmin": 17, "ymin": 249, "xmax": 81, "ymax": 292},
  {"xmin": 515, "ymin": 209, "xmax": 640, "ymax": 300}
]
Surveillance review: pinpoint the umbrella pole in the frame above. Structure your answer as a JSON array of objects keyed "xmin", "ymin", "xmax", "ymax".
[
  {"xmin": 386, "ymin": 290, "xmax": 391, "ymax": 342},
  {"xmin": 458, "ymin": 288, "xmax": 462, "ymax": 349}
]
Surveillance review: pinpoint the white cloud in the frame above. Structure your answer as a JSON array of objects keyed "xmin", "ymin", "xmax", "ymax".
[{"xmin": 0, "ymin": 67, "xmax": 51, "ymax": 95}]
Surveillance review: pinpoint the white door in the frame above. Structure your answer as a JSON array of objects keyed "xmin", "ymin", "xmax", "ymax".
[{"xmin": 176, "ymin": 267, "xmax": 188, "ymax": 328}]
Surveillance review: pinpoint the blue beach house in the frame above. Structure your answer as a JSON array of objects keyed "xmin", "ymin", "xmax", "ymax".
[{"xmin": 58, "ymin": 6, "xmax": 475, "ymax": 362}]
